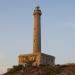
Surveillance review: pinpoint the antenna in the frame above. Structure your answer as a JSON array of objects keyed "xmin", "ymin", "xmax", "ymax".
[{"xmin": 35, "ymin": 0, "xmax": 40, "ymax": 7}]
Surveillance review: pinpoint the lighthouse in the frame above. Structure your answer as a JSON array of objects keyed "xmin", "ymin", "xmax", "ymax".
[
  {"xmin": 19, "ymin": 6, "xmax": 55, "ymax": 65},
  {"xmin": 33, "ymin": 6, "xmax": 41, "ymax": 54}
]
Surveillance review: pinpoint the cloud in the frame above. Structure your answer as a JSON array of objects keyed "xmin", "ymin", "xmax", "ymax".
[{"xmin": 64, "ymin": 22, "xmax": 75, "ymax": 28}]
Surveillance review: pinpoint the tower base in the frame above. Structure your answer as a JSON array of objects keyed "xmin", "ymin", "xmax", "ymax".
[{"xmin": 19, "ymin": 52, "xmax": 55, "ymax": 66}]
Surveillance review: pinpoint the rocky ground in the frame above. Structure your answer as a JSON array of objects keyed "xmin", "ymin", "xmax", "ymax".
[{"xmin": 3, "ymin": 63, "xmax": 75, "ymax": 75}]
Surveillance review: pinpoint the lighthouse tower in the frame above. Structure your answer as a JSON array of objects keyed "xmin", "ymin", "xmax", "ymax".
[
  {"xmin": 33, "ymin": 6, "xmax": 41, "ymax": 54},
  {"xmin": 19, "ymin": 6, "xmax": 55, "ymax": 65}
]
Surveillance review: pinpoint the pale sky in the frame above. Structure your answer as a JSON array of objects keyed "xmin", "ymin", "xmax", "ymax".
[{"xmin": 0, "ymin": 0, "xmax": 75, "ymax": 74}]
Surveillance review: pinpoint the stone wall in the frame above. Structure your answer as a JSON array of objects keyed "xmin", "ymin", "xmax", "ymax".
[{"xmin": 19, "ymin": 53, "xmax": 55, "ymax": 66}]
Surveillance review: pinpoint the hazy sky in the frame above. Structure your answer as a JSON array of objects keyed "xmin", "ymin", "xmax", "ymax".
[{"xmin": 0, "ymin": 0, "xmax": 75, "ymax": 74}]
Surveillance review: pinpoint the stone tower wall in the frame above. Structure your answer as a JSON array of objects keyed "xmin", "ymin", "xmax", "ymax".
[{"xmin": 33, "ymin": 7, "xmax": 42, "ymax": 54}]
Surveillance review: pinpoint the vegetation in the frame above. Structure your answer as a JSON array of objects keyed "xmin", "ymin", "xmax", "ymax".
[{"xmin": 3, "ymin": 61, "xmax": 75, "ymax": 75}]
